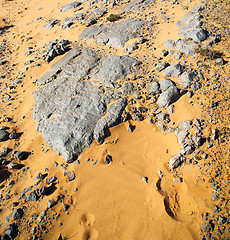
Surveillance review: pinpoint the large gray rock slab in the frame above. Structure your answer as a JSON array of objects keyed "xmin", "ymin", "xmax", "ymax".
[
  {"xmin": 119, "ymin": 0, "xmax": 154, "ymax": 14},
  {"xmin": 159, "ymin": 79, "xmax": 175, "ymax": 91},
  {"xmin": 32, "ymin": 49, "xmax": 127, "ymax": 162},
  {"xmin": 157, "ymin": 86, "xmax": 180, "ymax": 108},
  {"xmin": 59, "ymin": 2, "xmax": 81, "ymax": 12},
  {"xmin": 90, "ymin": 55, "xmax": 141, "ymax": 83},
  {"xmin": 79, "ymin": 19, "xmax": 145, "ymax": 47}
]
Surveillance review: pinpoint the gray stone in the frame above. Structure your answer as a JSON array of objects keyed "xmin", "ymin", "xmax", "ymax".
[
  {"xmin": 175, "ymin": 39, "xmax": 195, "ymax": 55},
  {"xmin": 162, "ymin": 63, "xmax": 183, "ymax": 77},
  {"xmin": 104, "ymin": 155, "xmax": 112, "ymax": 164},
  {"xmin": 0, "ymin": 130, "xmax": 9, "ymax": 142},
  {"xmin": 46, "ymin": 176, "xmax": 57, "ymax": 184},
  {"xmin": 59, "ymin": 2, "xmax": 81, "ymax": 12},
  {"xmin": 0, "ymin": 147, "xmax": 10, "ymax": 158},
  {"xmin": 28, "ymin": 190, "xmax": 39, "ymax": 202},
  {"xmin": 91, "ymin": 55, "xmax": 141, "ymax": 83},
  {"xmin": 146, "ymin": 82, "xmax": 160, "ymax": 95},
  {"xmin": 179, "ymin": 71, "xmax": 195, "ymax": 88},
  {"xmin": 155, "ymin": 62, "xmax": 169, "ymax": 72},
  {"xmin": 163, "ymin": 40, "xmax": 175, "ymax": 49},
  {"xmin": 157, "ymin": 86, "xmax": 180, "ymax": 108},
  {"xmin": 120, "ymin": 0, "xmax": 154, "ymax": 14},
  {"xmin": 79, "ymin": 19, "xmax": 145, "ymax": 47},
  {"xmin": 201, "ymin": 221, "xmax": 215, "ymax": 233},
  {"xmin": 176, "ymin": 131, "xmax": 189, "ymax": 145},
  {"xmin": 43, "ymin": 19, "xmax": 59, "ymax": 29},
  {"xmin": 12, "ymin": 208, "xmax": 23, "ymax": 221},
  {"xmin": 33, "ymin": 48, "xmax": 129, "ymax": 162},
  {"xmin": 179, "ymin": 19, "xmax": 203, "ymax": 32},
  {"xmin": 94, "ymin": 98, "xmax": 127, "ymax": 144},
  {"xmin": 178, "ymin": 120, "xmax": 192, "ymax": 131},
  {"xmin": 169, "ymin": 154, "xmax": 182, "ymax": 169},
  {"xmin": 179, "ymin": 28, "xmax": 208, "ymax": 42},
  {"xmin": 159, "ymin": 79, "xmax": 175, "ymax": 91},
  {"xmin": 60, "ymin": 18, "xmax": 73, "ymax": 29}
]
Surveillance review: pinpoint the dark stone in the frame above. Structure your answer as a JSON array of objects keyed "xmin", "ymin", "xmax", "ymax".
[
  {"xmin": 104, "ymin": 155, "xmax": 112, "ymax": 165},
  {"xmin": 12, "ymin": 208, "xmax": 24, "ymax": 221},
  {"xmin": 27, "ymin": 190, "xmax": 39, "ymax": 202},
  {"xmin": 0, "ymin": 130, "xmax": 9, "ymax": 142}
]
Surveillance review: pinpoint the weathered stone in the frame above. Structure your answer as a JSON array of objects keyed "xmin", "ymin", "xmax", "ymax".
[
  {"xmin": 163, "ymin": 40, "xmax": 175, "ymax": 49},
  {"xmin": 179, "ymin": 72, "xmax": 195, "ymax": 88},
  {"xmin": 59, "ymin": 2, "xmax": 81, "ymax": 12},
  {"xmin": 162, "ymin": 63, "xmax": 183, "ymax": 77},
  {"xmin": 0, "ymin": 130, "xmax": 9, "ymax": 142},
  {"xmin": 201, "ymin": 221, "xmax": 215, "ymax": 233},
  {"xmin": 146, "ymin": 82, "xmax": 160, "ymax": 95},
  {"xmin": 12, "ymin": 209, "xmax": 23, "ymax": 221},
  {"xmin": 176, "ymin": 131, "xmax": 189, "ymax": 145},
  {"xmin": 155, "ymin": 62, "xmax": 169, "ymax": 72},
  {"xmin": 66, "ymin": 171, "xmax": 75, "ymax": 181},
  {"xmin": 179, "ymin": 28, "xmax": 208, "ymax": 42},
  {"xmin": 28, "ymin": 190, "xmax": 39, "ymax": 202},
  {"xmin": 175, "ymin": 39, "xmax": 195, "ymax": 55},
  {"xmin": 159, "ymin": 79, "xmax": 175, "ymax": 91},
  {"xmin": 178, "ymin": 120, "xmax": 192, "ymax": 131},
  {"xmin": 157, "ymin": 86, "xmax": 180, "ymax": 108},
  {"xmin": 79, "ymin": 19, "xmax": 145, "ymax": 47},
  {"xmin": 94, "ymin": 98, "xmax": 127, "ymax": 144},
  {"xmin": 169, "ymin": 154, "xmax": 182, "ymax": 169},
  {"xmin": 91, "ymin": 56, "xmax": 141, "ymax": 83}
]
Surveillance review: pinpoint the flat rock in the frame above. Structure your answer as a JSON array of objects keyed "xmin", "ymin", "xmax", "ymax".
[
  {"xmin": 79, "ymin": 19, "xmax": 145, "ymax": 47},
  {"xmin": 120, "ymin": 0, "xmax": 154, "ymax": 14},
  {"xmin": 33, "ymin": 48, "xmax": 128, "ymax": 162},
  {"xmin": 91, "ymin": 55, "xmax": 141, "ymax": 83}
]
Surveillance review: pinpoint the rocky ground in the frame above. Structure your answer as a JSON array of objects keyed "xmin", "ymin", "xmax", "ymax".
[{"xmin": 0, "ymin": 0, "xmax": 229, "ymax": 239}]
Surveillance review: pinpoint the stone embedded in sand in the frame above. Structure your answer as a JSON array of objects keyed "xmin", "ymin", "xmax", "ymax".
[
  {"xmin": 104, "ymin": 155, "xmax": 112, "ymax": 165},
  {"xmin": 0, "ymin": 129, "xmax": 9, "ymax": 142},
  {"xmin": 142, "ymin": 176, "xmax": 148, "ymax": 184},
  {"xmin": 169, "ymin": 154, "xmax": 182, "ymax": 169},
  {"xmin": 120, "ymin": 0, "xmax": 154, "ymax": 14},
  {"xmin": 155, "ymin": 62, "xmax": 169, "ymax": 72},
  {"xmin": 179, "ymin": 28, "xmax": 208, "ymax": 42},
  {"xmin": 12, "ymin": 208, "xmax": 23, "ymax": 221},
  {"xmin": 178, "ymin": 120, "xmax": 192, "ymax": 131},
  {"xmin": 59, "ymin": 2, "xmax": 81, "ymax": 12},
  {"xmin": 94, "ymin": 98, "xmax": 127, "ymax": 144},
  {"xmin": 162, "ymin": 63, "xmax": 183, "ymax": 78},
  {"xmin": 157, "ymin": 86, "xmax": 180, "ymax": 108},
  {"xmin": 163, "ymin": 40, "xmax": 175, "ymax": 49},
  {"xmin": 28, "ymin": 190, "xmax": 39, "ymax": 202},
  {"xmin": 66, "ymin": 171, "xmax": 75, "ymax": 181},
  {"xmin": 175, "ymin": 39, "xmax": 195, "ymax": 55},
  {"xmin": 91, "ymin": 56, "xmax": 141, "ymax": 83},
  {"xmin": 201, "ymin": 220, "xmax": 215, "ymax": 233},
  {"xmin": 33, "ymin": 48, "xmax": 129, "ymax": 162},
  {"xmin": 146, "ymin": 82, "xmax": 160, "ymax": 95},
  {"xmin": 159, "ymin": 79, "xmax": 175, "ymax": 91},
  {"xmin": 79, "ymin": 19, "xmax": 145, "ymax": 47}
]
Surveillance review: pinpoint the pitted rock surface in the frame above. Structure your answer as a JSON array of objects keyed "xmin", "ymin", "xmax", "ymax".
[
  {"xmin": 32, "ymin": 48, "xmax": 132, "ymax": 162},
  {"xmin": 79, "ymin": 19, "xmax": 145, "ymax": 47}
]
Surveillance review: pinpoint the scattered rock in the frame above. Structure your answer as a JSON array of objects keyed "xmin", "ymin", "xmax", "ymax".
[
  {"xmin": 66, "ymin": 171, "xmax": 75, "ymax": 181},
  {"xmin": 104, "ymin": 155, "xmax": 112, "ymax": 164}
]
